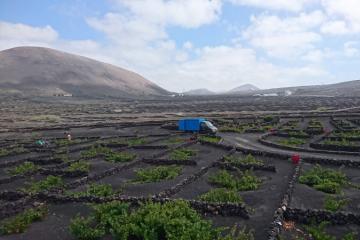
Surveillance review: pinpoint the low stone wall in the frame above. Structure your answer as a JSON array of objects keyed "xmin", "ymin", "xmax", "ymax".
[
  {"xmin": 284, "ymin": 208, "xmax": 360, "ymax": 225},
  {"xmin": 142, "ymin": 158, "xmax": 197, "ymax": 166},
  {"xmin": 310, "ymin": 142, "xmax": 360, "ymax": 153},
  {"xmin": 267, "ymin": 162, "xmax": 301, "ymax": 239},
  {"xmin": 214, "ymin": 162, "xmax": 276, "ymax": 172}
]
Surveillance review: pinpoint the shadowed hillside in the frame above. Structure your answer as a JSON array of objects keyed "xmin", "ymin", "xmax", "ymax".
[{"xmin": 0, "ymin": 47, "xmax": 169, "ymax": 98}]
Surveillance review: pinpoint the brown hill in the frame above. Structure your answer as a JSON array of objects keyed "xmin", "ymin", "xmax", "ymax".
[{"xmin": 0, "ymin": 46, "xmax": 169, "ymax": 98}]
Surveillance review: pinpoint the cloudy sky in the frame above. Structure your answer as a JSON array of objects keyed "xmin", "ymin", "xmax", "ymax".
[{"xmin": 1, "ymin": 0, "xmax": 360, "ymax": 92}]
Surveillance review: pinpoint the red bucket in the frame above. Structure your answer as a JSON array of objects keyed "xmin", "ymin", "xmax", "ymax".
[{"xmin": 291, "ymin": 154, "xmax": 300, "ymax": 164}]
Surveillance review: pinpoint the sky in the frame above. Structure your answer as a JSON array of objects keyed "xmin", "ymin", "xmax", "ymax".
[{"xmin": 0, "ymin": 0, "xmax": 360, "ymax": 92}]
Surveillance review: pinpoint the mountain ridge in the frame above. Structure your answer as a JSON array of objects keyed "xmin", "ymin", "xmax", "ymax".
[{"xmin": 0, "ymin": 46, "xmax": 169, "ymax": 98}]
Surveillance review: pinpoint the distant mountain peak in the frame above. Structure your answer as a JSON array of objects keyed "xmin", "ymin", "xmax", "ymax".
[
  {"xmin": 228, "ymin": 84, "xmax": 260, "ymax": 93},
  {"xmin": 183, "ymin": 88, "xmax": 215, "ymax": 96}
]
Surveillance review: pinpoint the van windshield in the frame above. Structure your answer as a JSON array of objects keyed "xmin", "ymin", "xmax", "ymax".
[{"xmin": 204, "ymin": 121, "xmax": 216, "ymax": 129}]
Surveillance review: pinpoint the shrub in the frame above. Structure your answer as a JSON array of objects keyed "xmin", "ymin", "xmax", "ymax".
[
  {"xmin": 224, "ymin": 154, "xmax": 264, "ymax": 166},
  {"xmin": 219, "ymin": 226, "xmax": 255, "ymax": 240},
  {"xmin": 105, "ymin": 152, "xmax": 136, "ymax": 163},
  {"xmin": 169, "ymin": 148, "xmax": 196, "ymax": 160},
  {"xmin": 343, "ymin": 232, "xmax": 358, "ymax": 240},
  {"xmin": 0, "ymin": 205, "xmax": 48, "ymax": 235},
  {"xmin": 219, "ymin": 125, "xmax": 244, "ymax": 133},
  {"xmin": 263, "ymin": 115, "xmax": 274, "ymax": 123},
  {"xmin": 69, "ymin": 216, "xmax": 105, "ymax": 240},
  {"xmin": 81, "ymin": 146, "xmax": 112, "ymax": 159},
  {"xmin": 0, "ymin": 147, "xmax": 27, "ymax": 157},
  {"xmin": 26, "ymin": 175, "xmax": 63, "ymax": 193},
  {"xmin": 7, "ymin": 162, "xmax": 39, "ymax": 176},
  {"xmin": 107, "ymin": 138, "xmax": 147, "ymax": 146},
  {"xmin": 70, "ymin": 200, "xmax": 255, "ymax": 240},
  {"xmin": 323, "ymin": 195, "xmax": 348, "ymax": 212},
  {"xmin": 71, "ymin": 183, "xmax": 121, "ymax": 198},
  {"xmin": 67, "ymin": 161, "xmax": 90, "ymax": 172},
  {"xmin": 199, "ymin": 135, "xmax": 222, "ymax": 143},
  {"xmin": 299, "ymin": 165, "xmax": 347, "ymax": 194},
  {"xmin": 134, "ymin": 166, "xmax": 182, "ymax": 183},
  {"xmin": 127, "ymin": 138, "xmax": 147, "ymax": 146},
  {"xmin": 0, "ymin": 149, "xmax": 10, "ymax": 157},
  {"xmin": 209, "ymin": 170, "xmax": 261, "ymax": 191},
  {"xmin": 198, "ymin": 188, "xmax": 243, "ymax": 204},
  {"xmin": 278, "ymin": 137, "xmax": 306, "ymax": 147},
  {"xmin": 55, "ymin": 139, "xmax": 82, "ymax": 146},
  {"xmin": 304, "ymin": 221, "xmax": 335, "ymax": 240}
]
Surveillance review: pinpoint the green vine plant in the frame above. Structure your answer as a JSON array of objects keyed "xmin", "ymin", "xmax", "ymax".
[
  {"xmin": 7, "ymin": 162, "xmax": 39, "ymax": 176},
  {"xmin": 224, "ymin": 154, "xmax": 264, "ymax": 167},
  {"xmin": 299, "ymin": 165, "xmax": 348, "ymax": 194},
  {"xmin": 0, "ymin": 205, "xmax": 48, "ymax": 235},
  {"xmin": 169, "ymin": 148, "xmax": 197, "ymax": 161},
  {"xmin": 208, "ymin": 169, "xmax": 261, "ymax": 191},
  {"xmin": 198, "ymin": 188, "xmax": 244, "ymax": 204},
  {"xmin": 67, "ymin": 183, "xmax": 122, "ymax": 198},
  {"xmin": 133, "ymin": 166, "xmax": 182, "ymax": 183},
  {"xmin": 69, "ymin": 200, "xmax": 255, "ymax": 240}
]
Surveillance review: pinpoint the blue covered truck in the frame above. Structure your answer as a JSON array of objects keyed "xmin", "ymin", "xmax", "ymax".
[{"xmin": 178, "ymin": 118, "xmax": 218, "ymax": 134}]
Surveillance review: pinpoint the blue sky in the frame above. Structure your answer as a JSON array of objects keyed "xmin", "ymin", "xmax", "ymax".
[{"xmin": 1, "ymin": 0, "xmax": 360, "ymax": 92}]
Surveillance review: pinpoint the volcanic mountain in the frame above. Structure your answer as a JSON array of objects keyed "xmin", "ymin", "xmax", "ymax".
[{"xmin": 0, "ymin": 46, "xmax": 169, "ymax": 98}]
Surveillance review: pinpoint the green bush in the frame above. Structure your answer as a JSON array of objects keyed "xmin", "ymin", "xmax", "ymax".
[
  {"xmin": 69, "ymin": 216, "xmax": 105, "ymax": 240},
  {"xmin": 134, "ymin": 166, "xmax": 182, "ymax": 183},
  {"xmin": 263, "ymin": 115, "xmax": 274, "ymax": 123},
  {"xmin": 198, "ymin": 188, "xmax": 243, "ymax": 204},
  {"xmin": 107, "ymin": 138, "xmax": 147, "ymax": 146},
  {"xmin": 26, "ymin": 175, "xmax": 64, "ymax": 193},
  {"xmin": 199, "ymin": 135, "xmax": 222, "ymax": 143},
  {"xmin": 0, "ymin": 147, "xmax": 27, "ymax": 157},
  {"xmin": 224, "ymin": 154, "xmax": 264, "ymax": 166},
  {"xmin": 209, "ymin": 170, "xmax": 261, "ymax": 191},
  {"xmin": 169, "ymin": 148, "xmax": 196, "ymax": 160},
  {"xmin": 324, "ymin": 195, "xmax": 348, "ymax": 212},
  {"xmin": 105, "ymin": 152, "xmax": 136, "ymax": 163},
  {"xmin": 0, "ymin": 149, "xmax": 10, "ymax": 157},
  {"xmin": 70, "ymin": 201, "xmax": 222, "ymax": 240},
  {"xmin": 0, "ymin": 206, "xmax": 48, "ymax": 235},
  {"xmin": 67, "ymin": 161, "xmax": 90, "ymax": 172},
  {"xmin": 299, "ymin": 165, "xmax": 347, "ymax": 194},
  {"xmin": 81, "ymin": 146, "xmax": 112, "ymax": 159},
  {"xmin": 127, "ymin": 138, "xmax": 147, "ymax": 146},
  {"xmin": 305, "ymin": 221, "xmax": 335, "ymax": 240},
  {"xmin": 219, "ymin": 226, "xmax": 254, "ymax": 240},
  {"xmin": 70, "ymin": 183, "xmax": 121, "ymax": 198},
  {"xmin": 219, "ymin": 125, "xmax": 244, "ymax": 133},
  {"xmin": 7, "ymin": 162, "xmax": 39, "ymax": 176},
  {"xmin": 70, "ymin": 201, "xmax": 255, "ymax": 240},
  {"xmin": 278, "ymin": 137, "xmax": 306, "ymax": 147},
  {"xmin": 55, "ymin": 139, "xmax": 82, "ymax": 146},
  {"xmin": 342, "ymin": 232, "xmax": 358, "ymax": 240}
]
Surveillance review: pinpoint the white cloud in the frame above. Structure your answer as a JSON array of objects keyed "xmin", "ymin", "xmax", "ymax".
[
  {"xmin": 229, "ymin": 0, "xmax": 317, "ymax": 12},
  {"xmin": 0, "ymin": 21, "xmax": 58, "ymax": 49},
  {"xmin": 321, "ymin": 0, "xmax": 360, "ymax": 34},
  {"xmin": 0, "ymin": 1, "xmax": 338, "ymax": 92},
  {"xmin": 344, "ymin": 41, "xmax": 359, "ymax": 57},
  {"xmin": 143, "ymin": 44, "xmax": 330, "ymax": 91},
  {"xmin": 321, "ymin": 20, "xmax": 351, "ymax": 34},
  {"xmin": 243, "ymin": 11, "xmax": 325, "ymax": 59},
  {"xmin": 115, "ymin": 0, "xmax": 222, "ymax": 28}
]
